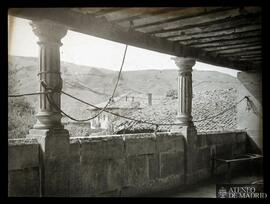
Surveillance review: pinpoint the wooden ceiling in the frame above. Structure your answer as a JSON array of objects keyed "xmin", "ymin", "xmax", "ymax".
[{"xmin": 9, "ymin": 7, "xmax": 262, "ymax": 71}]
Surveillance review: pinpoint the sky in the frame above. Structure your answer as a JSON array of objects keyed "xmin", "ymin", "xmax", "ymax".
[{"xmin": 8, "ymin": 16, "xmax": 239, "ymax": 77}]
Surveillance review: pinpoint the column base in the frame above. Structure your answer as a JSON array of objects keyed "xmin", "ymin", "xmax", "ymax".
[
  {"xmin": 27, "ymin": 128, "xmax": 70, "ymax": 197},
  {"xmin": 34, "ymin": 111, "xmax": 63, "ymax": 129}
]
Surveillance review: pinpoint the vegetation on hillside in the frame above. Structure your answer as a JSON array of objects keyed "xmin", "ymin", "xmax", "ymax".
[{"xmin": 8, "ymin": 67, "xmax": 36, "ymax": 139}]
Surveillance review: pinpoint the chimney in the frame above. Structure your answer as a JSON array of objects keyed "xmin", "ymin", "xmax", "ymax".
[{"xmin": 147, "ymin": 93, "xmax": 152, "ymax": 106}]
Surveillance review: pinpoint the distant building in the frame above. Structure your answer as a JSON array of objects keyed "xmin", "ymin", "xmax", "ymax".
[{"xmin": 88, "ymin": 92, "xmax": 157, "ymax": 135}]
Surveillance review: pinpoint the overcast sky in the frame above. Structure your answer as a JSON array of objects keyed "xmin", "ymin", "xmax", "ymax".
[{"xmin": 8, "ymin": 16, "xmax": 239, "ymax": 77}]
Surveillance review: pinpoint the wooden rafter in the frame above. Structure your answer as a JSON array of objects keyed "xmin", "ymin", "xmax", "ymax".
[
  {"xmin": 190, "ymin": 37, "xmax": 261, "ymax": 48},
  {"xmin": 118, "ymin": 7, "xmax": 225, "ymax": 28},
  {"xmin": 215, "ymin": 46, "xmax": 261, "ymax": 55},
  {"xmin": 139, "ymin": 7, "xmax": 260, "ymax": 34},
  {"xmin": 204, "ymin": 42, "xmax": 261, "ymax": 51},
  {"xmin": 154, "ymin": 13, "xmax": 261, "ymax": 38},
  {"xmin": 167, "ymin": 25, "xmax": 261, "ymax": 42}
]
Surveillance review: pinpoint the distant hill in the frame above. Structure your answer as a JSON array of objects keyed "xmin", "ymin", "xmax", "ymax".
[{"xmin": 8, "ymin": 55, "xmax": 240, "ymax": 118}]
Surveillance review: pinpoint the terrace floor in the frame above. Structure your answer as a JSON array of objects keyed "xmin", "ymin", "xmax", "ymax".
[{"xmin": 147, "ymin": 175, "xmax": 263, "ymax": 198}]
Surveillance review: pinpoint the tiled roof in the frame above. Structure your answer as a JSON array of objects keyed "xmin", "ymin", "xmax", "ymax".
[
  {"xmin": 113, "ymin": 89, "xmax": 238, "ymax": 133},
  {"xmin": 62, "ymin": 92, "xmax": 162, "ymax": 123},
  {"xmin": 90, "ymin": 92, "xmax": 162, "ymax": 110}
]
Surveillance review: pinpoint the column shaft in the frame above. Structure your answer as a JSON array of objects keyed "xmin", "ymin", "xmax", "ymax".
[
  {"xmin": 31, "ymin": 20, "xmax": 67, "ymax": 129},
  {"xmin": 174, "ymin": 57, "xmax": 195, "ymax": 126}
]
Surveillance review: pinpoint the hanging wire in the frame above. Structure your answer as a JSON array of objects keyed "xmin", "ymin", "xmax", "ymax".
[
  {"xmin": 57, "ymin": 88, "xmax": 248, "ymax": 126},
  {"xmin": 8, "ymin": 91, "xmax": 48, "ymax": 97},
  {"xmin": 66, "ymin": 20, "xmax": 133, "ymax": 121},
  {"xmin": 193, "ymin": 97, "xmax": 246, "ymax": 123}
]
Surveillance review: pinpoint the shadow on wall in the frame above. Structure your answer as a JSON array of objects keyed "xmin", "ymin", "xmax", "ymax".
[{"xmin": 246, "ymin": 134, "xmax": 262, "ymax": 155}]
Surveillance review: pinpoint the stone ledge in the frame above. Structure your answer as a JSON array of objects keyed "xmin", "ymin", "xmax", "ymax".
[
  {"xmin": 197, "ymin": 129, "xmax": 247, "ymax": 135},
  {"xmin": 8, "ymin": 138, "xmax": 39, "ymax": 146},
  {"xmin": 70, "ymin": 135, "xmax": 122, "ymax": 144}
]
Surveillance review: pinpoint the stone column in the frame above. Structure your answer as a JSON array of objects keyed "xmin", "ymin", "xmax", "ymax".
[
  {"xmin": 173, "ymin": 57, "xmax": 198, "ymax": 184},
  {"xmin": 31, "ymin": 20, "xmax": 67, "ymax": 129},
  {"xmin": 175, "ymin": 57, "xmax": 195, "ymax": 127},
  {"xmin": 27, "ymin": 20, "xmax": 70, "ymax": 196}
]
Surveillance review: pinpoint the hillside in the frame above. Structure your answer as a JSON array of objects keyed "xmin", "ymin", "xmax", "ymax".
[{"xmin": 8, "ymin": 55, "xmax": 240, "ymax": 119}]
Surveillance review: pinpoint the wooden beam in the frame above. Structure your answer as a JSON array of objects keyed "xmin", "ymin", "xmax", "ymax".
[
  {"xmin": 191, "ymin": 37, "xmax": 261, "ymax": 48},
  {"xmin": 92, "ymin": 8, "xmax": 126, "ymax": 17},
  {"xmin": 92, "ymin": 8, "xmax": 171, "ymax": 22},
  {"xmin": 239, "ymin": 58, "xmax": 261, "ymax": 61},
  {"xmin": 8, "ymin": 8, "xmax": 257, "ymax": 71},
  {"xmin": 213, "ymin": 45, "xmax": 261, "ymax": 54},
  {"xmin": 118, "ymin": 7, "xmax": 224, "ymax": 28},
  {"xmin": 167, "ymin": 25, "xmax": 261, "ymax": 41},
  {"xmin": 239, "ymin": 55, "xmax": 261, "ymax": 59},
  {"xmin": 154, "ymin": 13, "xmax": 261, "ymax": 38},
  {"xmin": 204, "ymin": 42, "xmax": 261, "ymax": 51},
  {"xmin": 181, "ymin": 31, "xmax": 261, "ymax": 46},
  {"xmin": 137, "ymin": 7, "xmax": 261, "ymax": 34},
  {"xmin": 110, "ymin": 8, "xmax": 184, "ymax": 23},
  {"xmin": 220, "ymin": 50, "xmax": 261, "ymax": 57},
  {"xmin": 73, "ymin": 8, "xmax": 123, "ymax": 15}
]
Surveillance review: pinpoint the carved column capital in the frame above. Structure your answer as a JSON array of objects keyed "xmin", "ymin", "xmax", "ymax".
[
  {"xmin": 174, "ymin": 57, "xmax": 196, "ymax": 74},
  {"xmin": 30, "ymin": 20, "xmax": 67, "ymax": 46}
]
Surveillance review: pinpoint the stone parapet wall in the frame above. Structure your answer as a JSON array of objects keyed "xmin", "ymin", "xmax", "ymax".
[
  {"xmin": 69, "ymin": 132, "xmax": 185, "ymax": 196},
  {"xmin": 8, "ymin": 131, "xmax": 249, "ymax": 197},
  {"xmin": 8, "ymin": 138, "xmax": 41, "ymax": 197}
]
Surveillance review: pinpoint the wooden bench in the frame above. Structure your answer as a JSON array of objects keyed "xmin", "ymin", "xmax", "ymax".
[{"xmin": 211, "ymin": 153, "xmax": 263, "ymax": 183}]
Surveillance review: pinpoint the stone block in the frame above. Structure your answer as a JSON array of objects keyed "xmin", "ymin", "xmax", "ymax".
[
  {"xmin": 206, "ymin": 132, "xmax": 235, "ymax": 145},
  {"xmin": 8, "ymin": 142, "xmax": 40, "ymax": 171},
  {"xmin": 124, "ymin": 134, "xmax": 156, "ymax": 156},
  {"xmin": 69, "ymin": 143, "xmax": 80, "ymax": 160},
  {"xmin": 126, "ymin": 155, "xmax": 149, "ymax": 186},
  {"xmin": 216, "ymin": 144, "xmax": 233, "ymax": 158},
  {"xmin": 80, "ymin": 136, "xmax": 124, "ymax": 160},
  {"xmin": 156, "ymin": 133, "xmax": 185, "ymax": 153},
  {"xmin": 159, "ymin": 151, "xmax": 184, "ymax": 178},
  {"xmin": 148, "ymin": 154, "xmax": 159, "ymax": 180},
  {"xmin": 8, "ymin": 168, "xmax": 40, "ymax": 197},
  {"xmin": 221, "ymin": 133, "xmax": 235, "ymax": 144},
  {"xmin": 27, "ymin": 129, "xmax": 70, "ymax": 196},
  {"xmin": 80, "ymin": 158, "xmax": 124, "ymax": 195},
  {"xmin": 236, "ymin": 132, "xmax": 247, "ymax": 143},
  {"xmin": 232, "ymin": 142, "xmax": 246, "ymax": 156},
  {"xmin": 68, "ymin": 143, "xmax": 82, "ymax": 196},
  {"xmin": 196, "ymin": 147, "xmax": 211, "ymax": 170},
  {"xmin": 197, "ymin": 134, "xmax": 207, "ymax": 147}
]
